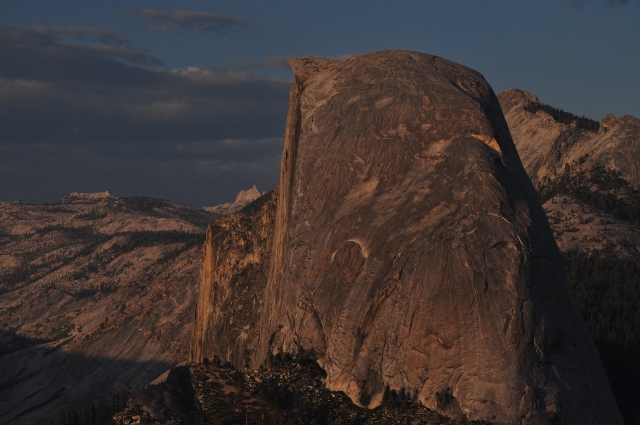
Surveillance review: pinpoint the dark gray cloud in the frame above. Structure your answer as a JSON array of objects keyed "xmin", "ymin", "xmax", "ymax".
[
  {"xmin": 0, "ymin": 25, "xmax": 163, "ymax": 80},
  {"xmin": 149, "ymin": 25, "xmax": 178, "ymax": 33},
  {"xmin": 0, "ymin": 25, "xmax": 290, "ymax": 206},
  {"xmin": 126, "ymin": 9, "xmax": 248, "ymax": 34},
  {"xmin": 29, "ymin": 24, "xmax": 128, "ymax": 45}
]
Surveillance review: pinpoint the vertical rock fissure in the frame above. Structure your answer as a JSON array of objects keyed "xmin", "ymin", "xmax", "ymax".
[{"xmin": 256, "ymin": 73, "xmax": 304, "ymax": 366}]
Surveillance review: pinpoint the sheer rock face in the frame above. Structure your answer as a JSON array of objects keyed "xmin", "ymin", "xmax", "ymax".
[
  {"xmin": 191, "ymin": 191, "xmax": 277, "ymax": 367},
  {"xmin": 252, "ymin": 51, "xmax": 622, "ymax": 424}
]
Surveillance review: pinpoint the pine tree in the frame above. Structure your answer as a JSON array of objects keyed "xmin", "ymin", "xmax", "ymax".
[{"xmin": 382, "ymin": 384, "xmax": 390, "ymax": 405}]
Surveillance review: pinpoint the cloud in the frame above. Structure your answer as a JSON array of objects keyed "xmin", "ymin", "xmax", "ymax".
[
  {"xmin": 0, "ymin": 25, "xmax": 162, "ymax": 73},
  {"xmin": 126, "ymin": 8, "xmax": 248, "ymax": 34},
  {"xmin": 0, "ymin": 25, "xmax": 289, "ymax": 206},
  {"xmin": 0, "ymin": 26, "xmax": 289, "ymax": 141},
  {"xmin": 85, "ymin": 44, "xmax": 163, "ymax": 66},
  {"xmin": 149, "ymin": 25, "xmax": 178, "ymax": 33},
  {"xmin": 29, "ymin": 24, "xmax": 128, "ymax": 45},
  {"xmin": 234, "ymin": 55, "xmax": 295, "ymax": 70},
  {"xmin": 0, "ymin": 77, "xmax": 52, "ymax": 104}
]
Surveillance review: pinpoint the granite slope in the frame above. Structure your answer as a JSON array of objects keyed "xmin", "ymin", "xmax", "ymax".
[
  {"xmin": 0, "ymin": 189, "xmax": 258, "ymax": 424},
  {"xmin": 498, "ymin": 88, "xmax": 640, "ymax": 190},
  {"xmin": 252, "ymin": 51, "xmax": 623, "ymax": 424}
]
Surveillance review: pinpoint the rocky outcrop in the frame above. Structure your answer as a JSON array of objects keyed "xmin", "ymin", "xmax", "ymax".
[
  {"xmin": 191, "ymin": 51, "xmax": 623, "ymax": 424},
  {"xmin": 253, "ymin": 51, "xmax": 622, "ymax": 424},
  {"xmin": 203, "ymin": 185, "xmax": 264, "ymax": 216},
  {"xmin": 191, "ymin": 190, "xmax": 277, "ymax": 366},
  {"xmin": 498, "ymin": 88, "xmax": 640, "ymax": 189},
  {"xmin": 542, "ymin": 195, "xmax": 640, "ymax": 259},
  {"xmin": 498, "ymin": 89, "xmax": 640, "ymax": 261},
  {"xmin": 114, "ymin": 366, "xmax": 199, "ymax": 425}
]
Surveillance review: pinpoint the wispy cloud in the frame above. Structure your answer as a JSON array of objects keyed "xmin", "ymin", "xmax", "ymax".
[
  {"xmin": 86, "ymin": 44, "xmax": 162, "ymax": 66},
  {"xmin": 8, "ymin": 24, "xmax": 162, "ymax": 66},
  {"xmin": 0, "ymin": 24, "xmax": 288, "ymax": 205},
  {"xmin": 126, "ymin": 9, "xmax": 248, "ymax": 34},
  {"xmin": 149, "ymin": 25, "xmax": 178, "ymax": 33},
  {"xmin": 29, "ymin": 24, "xmax": 128, "ymax": 45}
]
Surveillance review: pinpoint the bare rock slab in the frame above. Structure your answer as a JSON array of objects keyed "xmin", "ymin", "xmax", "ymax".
[{"xmin": 254, "ymin": 51, "xmax": 623, "ymax": 424}]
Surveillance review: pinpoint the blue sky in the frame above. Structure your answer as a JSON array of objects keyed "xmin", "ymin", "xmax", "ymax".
[{"xmin": 1, "ymin": 0, "xmax": 638, "ymax": 206}]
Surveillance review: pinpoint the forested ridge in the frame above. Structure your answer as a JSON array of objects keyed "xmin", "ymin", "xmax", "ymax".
[
  {"xmin": 538, "ymin": 161, "xmax": 640, "ymax": 227},
  {"xmin": 537, "ymin": 160, "xmax": 640, "ymax": 422},
  {"xmin": 524, "ymin": 100, "xmax": 600, "ymax": 132},
  {"xmin": 54, "ymin": 384, "xmax": 130, "ymax": 425},
  {"xmin": 563, "ymin": 251, "xmax": 640, "ymax": 422},
  {"xmin": 537, "ymin": 160, "xmax": 640, "ymax": 349}
]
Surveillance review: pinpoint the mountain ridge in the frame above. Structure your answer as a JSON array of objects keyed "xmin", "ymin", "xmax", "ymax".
[
  {"xmin": 498, "ymin": 88, "xmax": 640, "ymax": 422},
  {"xmin": 0, "ymin": 186, "xmax": 262, "ymax": 425}
]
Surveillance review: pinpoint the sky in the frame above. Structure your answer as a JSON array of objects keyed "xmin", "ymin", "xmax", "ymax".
[{"xmin": 0, "ymin": 0, "xmax": 639, "ymax": 206}]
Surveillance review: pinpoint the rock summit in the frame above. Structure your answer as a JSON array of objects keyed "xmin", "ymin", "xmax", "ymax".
[{"xmin": 194, "ymin": 51, "xmax": 623, "ymax": 424}]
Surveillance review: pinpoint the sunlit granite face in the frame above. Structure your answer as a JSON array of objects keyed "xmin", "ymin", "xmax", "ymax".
[{"xmin": 249, "ymin": 51, "xmax": 623, "ymax": 424}]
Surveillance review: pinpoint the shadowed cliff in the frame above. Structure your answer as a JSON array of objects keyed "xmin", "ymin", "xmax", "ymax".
[{"xmin": 498, "ymin": 88, "xmax": 640, "ymax": 424}]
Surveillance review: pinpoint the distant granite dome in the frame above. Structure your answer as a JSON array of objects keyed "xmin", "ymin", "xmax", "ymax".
[
  {"xmin": 498, "ymin": 89, "xmax": 640, "ymax": 260},
  {"xmin": 193, "ymin": 51, "xmax": 623, "ymax": 424},
  {"xmin": 68, "ymin": 191, "xmax": 111, "ymax": 197},
  {"xmin": 64, "ymin": 191, "xmax": 113, "ymax": 202}
]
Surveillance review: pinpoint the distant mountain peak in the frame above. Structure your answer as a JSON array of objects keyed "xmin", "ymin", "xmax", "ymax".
[
  {"xmin": 204, "ymin": 185, "xmax": 265, "ymax": 216},
  {"xmin": 234, "ymin": 185, "xmax": 261, "ymax": 204}
]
